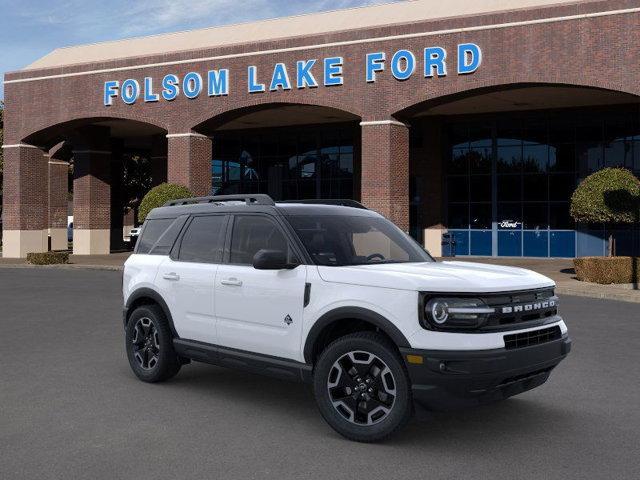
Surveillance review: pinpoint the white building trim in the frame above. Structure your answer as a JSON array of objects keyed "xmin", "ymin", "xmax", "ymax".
[{"xmin": 360, "ymin": 120, "xmax": 408, "ymax": 127}]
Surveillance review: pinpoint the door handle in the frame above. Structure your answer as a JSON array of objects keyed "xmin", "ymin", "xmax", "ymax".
[
  {"xmin": 162, "ymin": 272, "xmax": 180, "ymax": 281},
  {"xmin": 220, "ymin": 278, "xmax": 243, "ymax": 286}
]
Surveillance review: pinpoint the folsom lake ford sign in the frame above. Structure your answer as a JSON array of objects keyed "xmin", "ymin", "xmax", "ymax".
[{"xmin": 103, "ymin": 43, "xmax": 482, "ymax": 106}]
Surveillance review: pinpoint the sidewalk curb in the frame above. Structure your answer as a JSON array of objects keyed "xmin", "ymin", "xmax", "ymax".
[
  {"xmin": 555, "ymin": 285, "xmax": 640, "ymax": 303},
  {"xmin": 0, "ymin": 264, "xmax": 123, "ymax": 272}
]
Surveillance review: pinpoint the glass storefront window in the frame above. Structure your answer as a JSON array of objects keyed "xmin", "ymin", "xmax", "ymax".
[
  {"xmin": 497, "ymin": 145, "xmax": 522, "ymax": 173},
  {"xmin": 470, "ymin": 203, "xmax": 491, "ymax": 229},
  {"xmin": 211, "ymin": 123, "xmax": 357, "ymax": 201},
  {"xmin": 445, "ymin": 106, "xmax": 639, "ymax": 257}
]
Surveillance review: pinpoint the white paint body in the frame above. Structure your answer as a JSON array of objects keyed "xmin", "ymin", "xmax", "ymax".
[{"xmin": 124, "ymin": 253, "xmax": 566, "ymax": 363}]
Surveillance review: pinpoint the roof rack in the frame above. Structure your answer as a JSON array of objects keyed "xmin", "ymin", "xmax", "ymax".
[
  {"xmin": 164, "ymin": 194, "xmax": 276, "ymax": 207},
  {"xmin": 278, "ymin": 199, "xmax": 368, "ymax": 209}
]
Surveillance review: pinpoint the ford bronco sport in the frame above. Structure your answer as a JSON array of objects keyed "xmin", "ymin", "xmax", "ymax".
[{"xmin": 122, "ymin": 194, "xmax": 571, "ymax": 442}]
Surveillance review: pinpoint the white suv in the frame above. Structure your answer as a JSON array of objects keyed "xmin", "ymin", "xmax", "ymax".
[{"xmin": 122, "ymin": 194, "xmax": 571, "ymax": 442}]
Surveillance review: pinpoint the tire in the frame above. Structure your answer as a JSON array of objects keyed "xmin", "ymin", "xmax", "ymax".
[
  {"xmin": 313, "ymin": 332, "xmax": 413, "ymax": 442},
  {"xmin": 125, "ymin": 304, "xmax": 181, "ymax": 383}
]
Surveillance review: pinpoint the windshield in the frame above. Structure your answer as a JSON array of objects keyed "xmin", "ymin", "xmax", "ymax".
[{"xmin": 286, "ymin": 215, "xmax": 434, "ymax": 266}]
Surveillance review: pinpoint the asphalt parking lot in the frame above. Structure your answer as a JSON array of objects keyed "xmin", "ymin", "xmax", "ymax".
[{"xmin": 1, "ymin": 268, "xmax": 639, "ymax": 480}]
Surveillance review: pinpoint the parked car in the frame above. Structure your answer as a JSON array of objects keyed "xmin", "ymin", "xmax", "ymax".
[
  {"xmin": 122, "ymin": 195, "xmax": 571, "ymax": 442},
  {"xmin": 67, "ymin": 216, "xmax": 73, "ymax": 242},
  {"xmin": 127, "ymin": 227, "xmax": 141, "ymax": 250}
]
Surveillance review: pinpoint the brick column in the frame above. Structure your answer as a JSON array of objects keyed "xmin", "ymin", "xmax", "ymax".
[
  {"xmin": 150, "ymin": 134, "xmax": 168, "ymax": 187},
  {"xmin": 1, "ymin": 144, "xmax": 49, "ymax": 257},
  {"xmin": 167, "ymin": 133, "xmax": 212, "ymax": 196},
  {"xmin": 71, "ymin": 126, "xmax": 112, "ymax": 255},
  {"xmin": 360, "ymin": 120, "xmax": 410, "ymax": 232},
  {"xmin": 110, "ymin": 142, "xmax": 125, "ymax": 251},
  {"xmin": 48, "ymin": 159, "xmax": 69, "ymax": 251}
]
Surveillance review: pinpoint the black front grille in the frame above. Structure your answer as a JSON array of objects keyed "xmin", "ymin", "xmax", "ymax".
[
  {"xmin": 504, "ymin": 326, "xmax": 562, "ymax": 350},
  {"xmin": 481, "ymin": 289, "xmax": 558, "ymax": 331}
]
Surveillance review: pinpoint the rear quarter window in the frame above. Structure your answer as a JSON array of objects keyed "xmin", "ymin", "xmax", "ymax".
[{"xmin": 136, "ymin": 218, "xmax": 175, "ymax": 254}]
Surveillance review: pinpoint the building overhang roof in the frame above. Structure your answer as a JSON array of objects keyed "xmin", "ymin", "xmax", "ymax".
[{"xmin": 24, "ymin": 0, "xmax": 587, "ymax": 70}]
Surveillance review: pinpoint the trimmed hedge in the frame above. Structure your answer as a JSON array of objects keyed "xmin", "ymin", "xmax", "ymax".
[
  {"xmin": 574, "ymin": 256, "xmax": 640, "ymax": 284},
  {"xmin": 570, "ymin": 168, "xmax": 640, "ymax": 224},
  {"xmin": 139, "ymin": 183, "xmax": 193, "ymax": 222},
  {"xmin": 27, "ymin": 251, "xmax": 69, "ymax": 265}
]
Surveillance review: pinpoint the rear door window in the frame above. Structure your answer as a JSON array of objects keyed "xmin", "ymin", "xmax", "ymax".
[{"xmin": 177, "ymin": 215, "xmax": 228, "ymax": 264}]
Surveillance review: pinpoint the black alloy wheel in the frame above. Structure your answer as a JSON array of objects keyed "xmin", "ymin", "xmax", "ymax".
[
  {"xmin": 313, "ymin": 332, "xmax": 413, "ymax": 442},
  {"xmin": 125, "ymin": 304, "xmax": 181, "ymax": 383}
]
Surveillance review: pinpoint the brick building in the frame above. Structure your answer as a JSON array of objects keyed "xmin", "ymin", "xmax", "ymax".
[{"xmin": 3, "ymin": 0, "xmax": 640, "ymax": 258}]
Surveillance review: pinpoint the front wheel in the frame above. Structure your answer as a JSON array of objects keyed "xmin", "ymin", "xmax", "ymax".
[
  {"xmin": 313, "ymin": 332, "xmax": 413, "ymax": 442},
  {"xmin": 125, "ymin": 304, "xmax": 181, "ymax": 383}
]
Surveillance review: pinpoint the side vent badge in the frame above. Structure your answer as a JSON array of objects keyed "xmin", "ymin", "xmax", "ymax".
[{"xmin": 284, "ymin": 315, "xmax": 293, "ymax": 326}]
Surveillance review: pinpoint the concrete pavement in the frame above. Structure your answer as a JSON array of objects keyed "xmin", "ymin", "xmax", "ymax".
[{"xmin": 1, "ymin": 268, "xmax": 639, "ymax": 480}]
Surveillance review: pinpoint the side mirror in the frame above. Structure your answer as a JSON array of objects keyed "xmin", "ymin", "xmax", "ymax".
[{"xmin": 252, "ymin": 249, "xmax": 297, "ymax": 270}]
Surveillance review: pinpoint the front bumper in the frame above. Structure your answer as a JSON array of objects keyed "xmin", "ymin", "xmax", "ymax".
[{"xmin": 400, "ymin": 334, "xmax": 571, "ymax": 410}]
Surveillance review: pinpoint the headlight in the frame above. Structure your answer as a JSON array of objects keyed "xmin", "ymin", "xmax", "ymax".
[{"xmin": 423, "ymin": 297, "xmax": 495, "ymax": 329}]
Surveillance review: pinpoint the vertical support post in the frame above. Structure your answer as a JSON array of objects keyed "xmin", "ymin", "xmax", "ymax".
[
  {"xmin": 1, "ymin": 144, "xmax": 49, "ymax": 258},
  {"xmin": 167, "ymin": 132, "xmax": 212, "ymax": 196},
  {"xmin": 72, "ymin": 127, "xmax": 112, "ymax": 255},
  {"xmin": 150, "ymin": 134, "xmax": 168, "ymax": 187},
  {"xmin": 48, "ymin": 157, "xmax": 69, "ymax": 251},
  {"xmin": 360, "ymin": 120, "xmax": 410, "ymax": 232}
]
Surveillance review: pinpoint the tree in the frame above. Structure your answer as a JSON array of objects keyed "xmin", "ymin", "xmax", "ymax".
[
  {"xmin": 138, "ymin": 183, "xmax": 193, "ymax": 222},
  {"xmin": 121, "ymin": 153, "xmax": 152, "ymax": 221},
  {"xmin": 570, "ymin": 167, "xmax": 640, "ymax": 255}
]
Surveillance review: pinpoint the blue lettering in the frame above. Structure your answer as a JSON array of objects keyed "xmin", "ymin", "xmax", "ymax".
[
  {"xmin": 457, "ymin": 43, "xmax": 482, "ymax": 74},
  {"xmin": 324, "ymin": 57, "xmax": 343, "ymax": 86},
  {"xmin": 161, "ymin": 74, "xmax": 179, "ymax": 101},
  {"xmin": 366, "ymin": 52, "xmax": 385, "ymax": 82},
  {"xmin": 143, "ymin": 77, "xmax": 159, "ymax": 102},
  {"xmin": 270, "ymin": 63, "xmax": 291, "ymax": 91},
  {"xmin": 424, "ymin": 47, "xmax": 447, "ymax": 77},
  {"xmin": 390, "ymin": 50, "xmax": 415, "ymax": 81},
  {"xmin": 296, "ymin": 60, "xmax": 318, "ymax": 88},
  {"xmin": 183, "ymin": 72, "xmax": 203, "ymax": 99},
  {"xmin": 248, "ymin": 66, "xmax": 265, "ymax": 93},
  {"xmin": 121, "ymin": 79, "xmax": 140, "ymax": 104},
  {"xmin": 103, "ymin": 80, "xmax": 119, "ymax": 106},
  {"xmin": 208, "ymin": 69, "xmax": 229, "ymax": 96}
]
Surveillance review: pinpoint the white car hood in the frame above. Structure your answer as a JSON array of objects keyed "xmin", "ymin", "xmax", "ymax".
[{"xmin": 317, "ymin": 261, "xmax": 555, "ymax": 293}]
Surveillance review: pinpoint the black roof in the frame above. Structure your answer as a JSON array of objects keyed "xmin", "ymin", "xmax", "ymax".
[{"xmin": 147, "ymin": 194, "xmax": 379, "ymax": 220}]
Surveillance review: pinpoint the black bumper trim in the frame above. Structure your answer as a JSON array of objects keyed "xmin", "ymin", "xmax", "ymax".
[{"xmin": 400, "ymin": 334, "xmax": 571, "ymax": 410}]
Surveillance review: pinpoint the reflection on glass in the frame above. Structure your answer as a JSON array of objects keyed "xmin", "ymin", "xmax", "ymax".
[
  {"xmin": 497, "ymin": 145, "xmax": 522, "ymax": 173},
  {"xmin": 211, "ymin": 125, "xmax": 355, "ymax": 199}
]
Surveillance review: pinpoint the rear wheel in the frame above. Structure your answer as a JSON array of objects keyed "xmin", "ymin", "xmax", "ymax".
[
  {"xmin": 125, "ymin": 304, "xmax": 181, "ymax": 383},
  {"xmin": 313, "ymin": 332, "xmax": 413, "ymax": 442}
]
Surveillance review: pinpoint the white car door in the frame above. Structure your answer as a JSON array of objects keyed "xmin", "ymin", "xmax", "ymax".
[
  {"xmin": 215, "ymin": 214, "xmax": 307, "ymax": 361},
  {"xmin": 156, "ymin": 214, "xmax": 229, "ymax": 345}
]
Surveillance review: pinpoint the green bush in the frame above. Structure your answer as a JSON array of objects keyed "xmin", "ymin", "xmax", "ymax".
[
  {"xmin": 27, "ymin": 251, "xmax": 69, "ymax": 265},
  {"xmin": 574, "ymin": 256, "xmax": 640, "ymax": 284},
  {"xmin": 138, "ymin": 183, "xmax": 193, "ymax": 222},
  {"xmin": 570, "ymin": 168, "xmax": 640, "ymax": 224}
]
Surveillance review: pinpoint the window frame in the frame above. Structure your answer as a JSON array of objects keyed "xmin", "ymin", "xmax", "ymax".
[{"xmin": 170, "ymin": 214, "xmax": 230, "ymax": 265}]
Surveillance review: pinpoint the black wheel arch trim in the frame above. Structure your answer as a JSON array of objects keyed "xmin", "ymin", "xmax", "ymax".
[
  {"xmin": 303, "ymin": 307, "xmax": 411, "ymax": 363},
  {"xmin": 124, "ymin": 288, "xmax": 179, "ymax": 338}
]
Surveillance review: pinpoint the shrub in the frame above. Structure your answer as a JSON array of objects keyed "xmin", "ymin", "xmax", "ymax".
[
  {"xmin": 138, "ymin": 183, "xmax": 193, "ymax": 222},
  {"xmin": 570, "ymin": 168, "xmax": 640, "ymax": 224},
  {"xmin": 574, "ymin": 256, "xmax": 640, "ymax": 284},
  {"xmin": 27, "ymin": 251, "xmax": 69, "ymax": 265}
]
